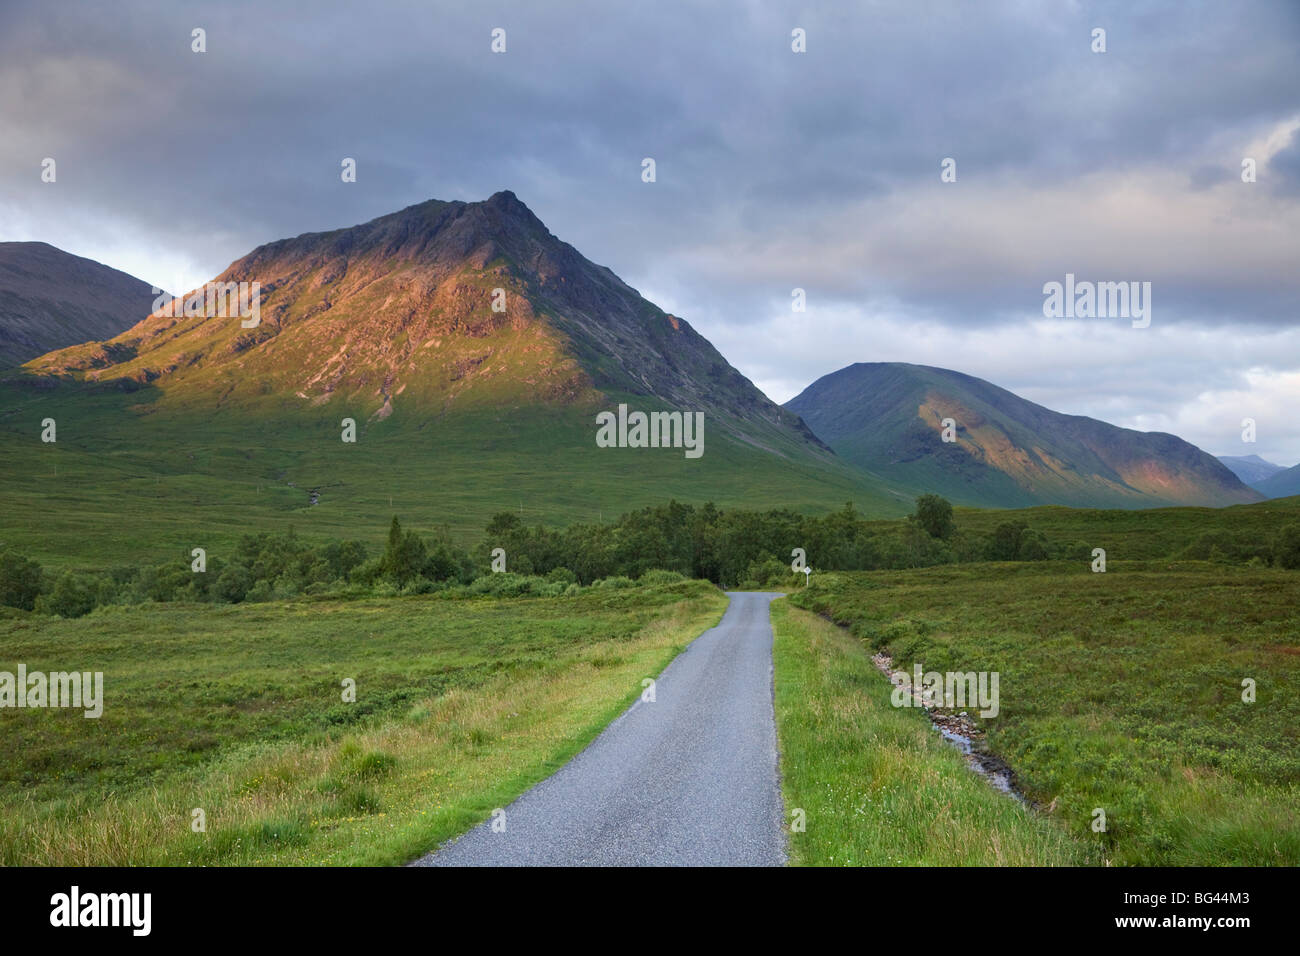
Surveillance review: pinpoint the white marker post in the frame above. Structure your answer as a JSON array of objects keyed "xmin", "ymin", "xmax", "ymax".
[{"xmin": 802, "ymin": 567, "xmax": 811, "ymax": 587}]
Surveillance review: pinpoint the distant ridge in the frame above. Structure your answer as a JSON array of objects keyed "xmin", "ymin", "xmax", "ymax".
[
  {"xmin": 786, "ymin": 362, "xmax": 1263, "ymax": 509},
  {"xmin": 1217, "ymin": 454, "xmax": 1287, "ymax": 488},
  {"xmin": 0, "ymin": 242, "xmax": 162, "ymax": 366},
  {"xmin": 1254, "ymin": 462, "xmax": 1300, "ymax": 499}
]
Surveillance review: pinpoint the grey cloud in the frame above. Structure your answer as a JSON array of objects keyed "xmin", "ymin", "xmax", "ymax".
[
  {"xmin": 1270, "ymin": 130, "xmax": 1300, "ymax": 195},
  {"xmin": 1, "ymin": 0, "xmax": 1299, "ymax": 457}
]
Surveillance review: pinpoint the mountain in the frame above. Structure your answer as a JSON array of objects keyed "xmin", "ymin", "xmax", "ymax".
[
  {"xmin": 1217, "ymin": 454, "xmax": 1286, "ymax": 488},
  {"xmin": 785, "ymin": 362, "xmax": 1264, "ymax": 509},
  {"xmin": 1253, "ymin": 463, "xmax": 1300, "ymax": 499},
  {"xmin": 0, "ymin": 242, "xmax": 162, "ymax": 367},
  {"xmin": 23, "ymin": 191, "xmax": 825, "ymax": 446},
  {"xmin": 1, "ymin": 194, "xmax": 906, "ymax": 565}
]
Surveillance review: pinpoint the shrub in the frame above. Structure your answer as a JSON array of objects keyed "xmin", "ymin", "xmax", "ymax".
[
  {"xmin": 33, "ymin": 571, "xmax": 101, "ymax": 618},
  {"xmin": 469, "ymin": 572, "xmax": 542, "ymax": 597},
  {"xmin": 244, "ymin": 580, "xmax": 275, "ymax": 603},
  {"xmin": 742, "ymin": 557, "xmax": 789, "ymax": 587},
  {"xmin": 348, "ymin": 557, "xmax": 384, "ymax": 587},
  {"xmin": 214, "ymin": 565, "xmax": 252, "ymax": 603},
  {"xmin": 400, "ymin": 578, "xmax": 438, "ymax": 595},
  {"xmin": 546, "ymin": 567, "xmax": 578, "ymax": 586},
  {"xmin": 638, "ymin": 569, "xmax": 685, "ymax": 586}
]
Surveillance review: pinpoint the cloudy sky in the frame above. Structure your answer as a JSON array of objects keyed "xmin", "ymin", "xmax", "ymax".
[{"xmin": 3, "ymin": 0, "xmax": 1299, "ymax": 463}]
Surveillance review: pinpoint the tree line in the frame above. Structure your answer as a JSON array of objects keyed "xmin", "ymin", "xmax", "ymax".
[{"xmin": 4, "ymin": 494, "xmax": 1298, "ymax": 618}]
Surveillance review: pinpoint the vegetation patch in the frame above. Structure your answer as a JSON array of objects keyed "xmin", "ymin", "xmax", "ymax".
[
  {"xmin": 0, "ymin": 580, "xmax": 726, "ymax": 865},
  {"xmin": 771, "ymin": 599, "xmax": 1088, "ymax": 865},
  {"xmin": 789, "ymin": 563, "xmax": 1300, "ymax": 865}
]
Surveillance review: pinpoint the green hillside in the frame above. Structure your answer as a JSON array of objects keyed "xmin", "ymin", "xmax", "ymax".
[
  {"xmin": 786, "ymin": 362, "xmax": 1262, "ymax": 510},
  {"xmin": 0, "ymin": 378, "xmax": 908, "ymax": 570}
]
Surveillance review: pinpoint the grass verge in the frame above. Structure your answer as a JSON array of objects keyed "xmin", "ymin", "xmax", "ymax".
[
  {"xmin": 771, "ymin": 598, "xmax": 1093, "ymax": 865},
  {"xmin": 0, "ymin": 581, "xmax": 727, "ymax": 865}
]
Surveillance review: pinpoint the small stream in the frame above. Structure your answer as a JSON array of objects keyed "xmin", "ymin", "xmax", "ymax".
[
  {"xmin": 872, "ymin": 651, "xmax": 1027, "ymax": 804},
  {"xmin": 935, "ymin": 725, "xmax": 1023, "ymax": 801}
]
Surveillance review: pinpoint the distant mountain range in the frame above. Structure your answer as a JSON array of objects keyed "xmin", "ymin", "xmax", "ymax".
[
  {"xmin": 0, "ymin": 242, "xmax": 163, "ymax": 366},
  {"xmin": 1217, "ymin": 454, "xmax": 1287, "ymax": 487},
  {"xmin": 785, "ymin": 362, "xmax": 1263, "ymax": 509},
  {"xmin": 1253, "ymin": 462, "xmax": 1300, "ymax": 499},
  {"xmin": 0, "ymin": 195, "xmax": 1281, "ymax": 543},
  {"xmin": 1214, "ymin": 455, "xmax": 1300, "ymax": 499}
]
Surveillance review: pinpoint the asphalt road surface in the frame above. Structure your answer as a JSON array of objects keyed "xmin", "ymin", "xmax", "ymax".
[{"xmin": 413, "ymin": 591, "xmax": 787, "ymax": 866}]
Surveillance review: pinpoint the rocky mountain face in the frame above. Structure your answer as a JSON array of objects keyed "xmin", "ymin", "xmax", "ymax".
[
  {"xmin": 0, "ymin": 242, "xmax": 161, "ymax": 367},
  {"xmin": 23, "ymin": 192, "xmax": 825, "ymax": 454},
  {"xmin": 786, "ymin": 362, "xmax": 1264, "ymax": 509}
]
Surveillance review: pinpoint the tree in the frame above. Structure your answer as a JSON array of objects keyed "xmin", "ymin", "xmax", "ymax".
[
  {"xmin": 485, "ymin": 512, "xmax": 523, "ymax": 539},
  {"xmin": 912, "ymin": 494, "xmax": 955, "ymax": 540},
  {"xmin": 1018, "ymin": 528, "xmax": 1050, "ymax": 561},
  {"xmin": 380, "ymin": 517, "xmax": 428, "ymax": 584},
  {"xmin": 323, "ymin": 540, "xmax": 368, "ymax": 579},
  {"xmin": 1275, "ymin": 523, "xmax": 1300, "ymax": 569},
  {"xmin": 988, "ymin": 521, "xmax": 1028, "ymax": 561},
  {"xmin": 0, "ymin": 551, "xmax": 43, "ymax": 610},
  {"xmin": 214, "ymin": 565, "xmax": 252, "ymax": 603}
]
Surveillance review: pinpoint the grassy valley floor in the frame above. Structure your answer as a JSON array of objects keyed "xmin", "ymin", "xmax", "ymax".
[
  {"xmin": 785, "ymin": 562, "xmax": 1300, "ymax": 865},
  {"xmin": 0, "ymin": 580, "xmax": 726, "ymax": 865},
  {"xmin": 0, "ymin": 383, "xmax": 908, "ymax": 571}
]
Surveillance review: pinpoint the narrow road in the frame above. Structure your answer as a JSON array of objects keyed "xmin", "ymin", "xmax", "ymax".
[{"xmin": 413, "ymin": 591, "xmax": 787, "ymax": 866}]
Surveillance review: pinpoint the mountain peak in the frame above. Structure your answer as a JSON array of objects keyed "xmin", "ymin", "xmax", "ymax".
[
  {"xmin": 18, "ymin": 194, "xmax": 826, "ymax": 455},
  {"xmin": 486, "ymin": 189, "xmax": 523, "ymax": 208}
]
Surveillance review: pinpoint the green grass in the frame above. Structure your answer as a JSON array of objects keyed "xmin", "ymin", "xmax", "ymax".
[
  {"xmin": 789, "ymin": 562, "xmax": 1300, "ymax": 865},
  {"xmin": 950, "ymin": 498, "xmax": 1300, "ymax": 560},
  {"xmin": 771, "ymin": 599, "xmax": 1090, "ymax": 865},
  {"xmin": 0, "ymin": 381, "xmax": 908, "ymax": 570},
  {"xmin": 0, "ymin": 579, "xmax": 727, "ymax": 865}
]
